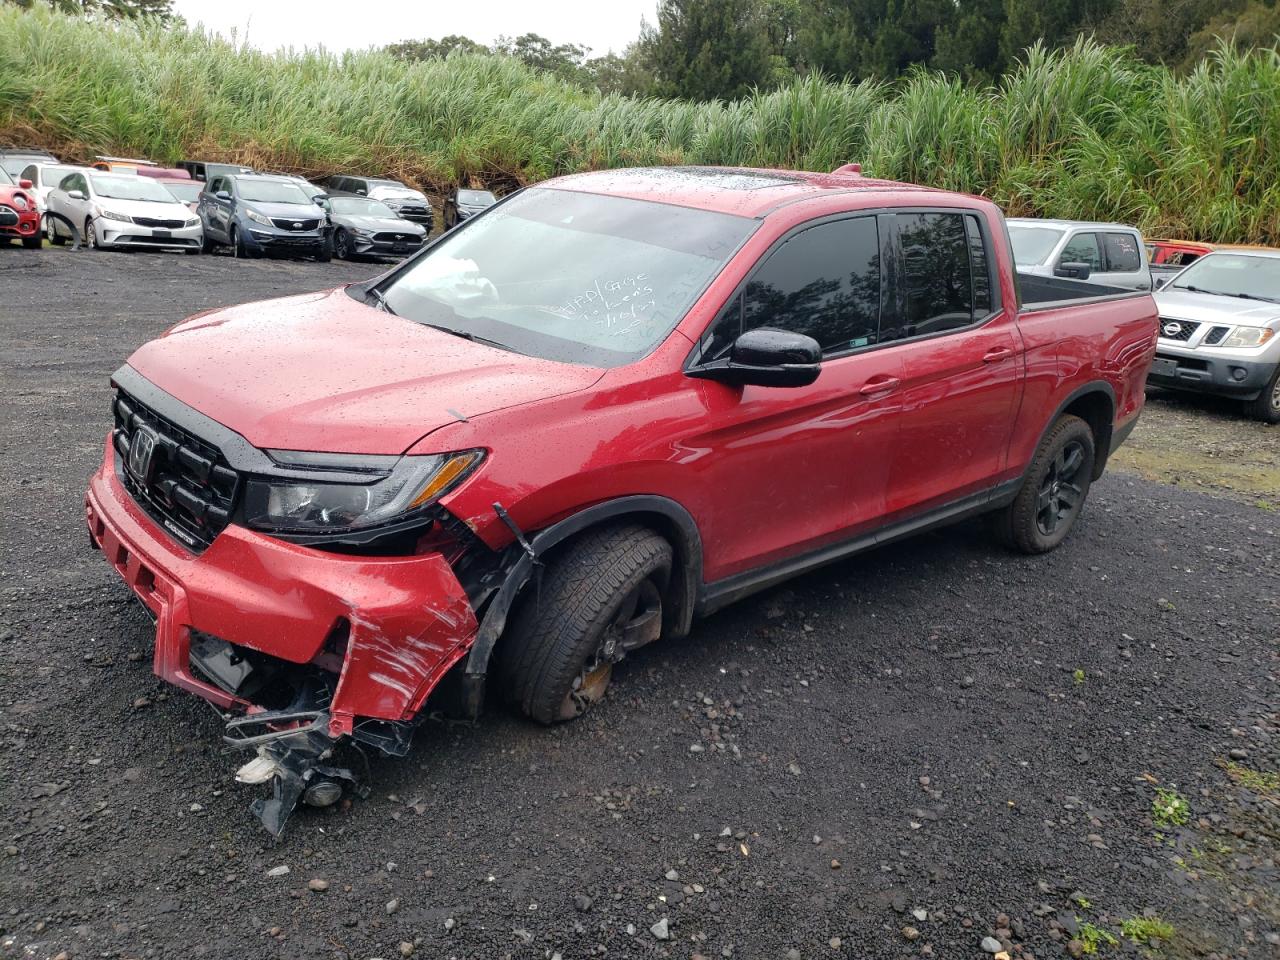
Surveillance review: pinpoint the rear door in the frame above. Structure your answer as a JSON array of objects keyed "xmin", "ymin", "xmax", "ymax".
[
  {"xmin": 882, "ymin": 210, "xmax": 1023, "ymax": 518},
  {"xmin": 1101, "ymin": 230, "xmax": 1150, "ymax": 290},
  {"xmin": 687, "ymin": 213, "xmax": 904, "ymax": 580}
]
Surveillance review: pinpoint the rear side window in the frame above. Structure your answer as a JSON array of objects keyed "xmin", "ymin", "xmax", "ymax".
[
  {"xmin": 1060, "ymin": 232, "xmax": 1102, "ymax": 270},
  {"xmin": 892, "ymin": 212, "xmax": 975, "ymax": 339},
  {"xmin": 20, "ymin": 164, "xmax": 36, "ymax": 183},
  {"xmin": 707, "ymin": 216, "xmax": 882, "ymax": 359},
  {"xmin": 1104, "ymin": 232, "xmax": 1141, "ymax": 272}
]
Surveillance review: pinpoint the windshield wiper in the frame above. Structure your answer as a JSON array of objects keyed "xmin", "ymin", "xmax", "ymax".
[
  {"xmin": 1179, "ymin": 284, "xmax": 1278, "ymax": 302},
  {"xmin": 365, "ymin": 287, "xmax": 397, "ymax": 315},
  {"xmin": 420, "ymin": 323, "xmax": 513, "ymax": 351}
]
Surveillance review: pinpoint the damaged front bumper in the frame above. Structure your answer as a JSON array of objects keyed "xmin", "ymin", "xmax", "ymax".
[{"xmin": 85, "ymin": 439, "xmax": 480, "ymax": 834}]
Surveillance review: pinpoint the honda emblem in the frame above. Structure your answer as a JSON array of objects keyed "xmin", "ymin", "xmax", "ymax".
[{"xmin": 127, "ymin": 425, "xmax": 159, "ymax": 483}]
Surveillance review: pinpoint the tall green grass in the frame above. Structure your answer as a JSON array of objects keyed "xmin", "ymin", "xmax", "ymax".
[{"xmin": 1, "ymin": 6, "xmax": 1277, "ymax": 243}]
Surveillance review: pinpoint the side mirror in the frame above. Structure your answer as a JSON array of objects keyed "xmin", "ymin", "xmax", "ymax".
[
  {"xmin": 18, "ymin": 178, "xmax": 33, "ymax": 189},
  {"xmin": 1153, "ymin": 276, "xmax": 1169, "ymax": 290},
  {"xmin": 690, "ymin": 328, "xmax": 821, "ymax": 388},
  {"xmin": 214, "ymin": 191, "xmax": 231, "ymax": 201},
  {"xmin": 1054, "ymin": 261, "xmax": 1092, "ymax": 280},
  {"xmin": 67, "ymin": 189, "xmax": 85, "ymax": 201},
  {"xmin": 313, "ymin": 196, "xmax": 329, "ymax": 208},
  {"xmin": 355, "ymin": 189, "xmax": 367, "ymax": 196}
]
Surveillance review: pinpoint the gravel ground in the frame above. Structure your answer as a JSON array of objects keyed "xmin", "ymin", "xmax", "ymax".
[{"xmin": 2, "ymin": 248, "xmax": 1278, "ymax": 960}]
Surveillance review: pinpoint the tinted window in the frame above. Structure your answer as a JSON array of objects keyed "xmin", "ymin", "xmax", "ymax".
[
  {"xmin": 20, "ymin": 164, "xmax": 36, "ymax": 183},
  {"xmin": 965, "ymin": 215, "xmax": 992, "ymax": 315},
  {"xmin": 1060, "ymin": 232, "xmax": 1102, "ymax": 270},
  {"xmin": 236, "ymin": 179, "xmax": 310, "ymax": 204},
  {"xmin": 207, "ymin": 177, "xmax": 225, "ymax": 195},
  {"xmin": 893, "ymin": 213, "xmax": 974, "ymax": 338},
  {"xmin": 1104, "ymin": 232, "xmax": 1141, "ymax": 272}
]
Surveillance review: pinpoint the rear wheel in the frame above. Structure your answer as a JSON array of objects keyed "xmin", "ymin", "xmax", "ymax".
[
  {"xmin": 1242, "ymin": 365, "xmax": 1280, "ymax": 424},
  {"xmin": 991, "ymin": 415, "xmax": 1095, "ymax": 554},
  {"xmin": 498, "ymin": 525, "xmax": 672, "ymax": 725}
]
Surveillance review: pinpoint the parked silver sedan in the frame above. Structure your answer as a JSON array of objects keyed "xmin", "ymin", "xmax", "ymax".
[{"xmin": 45, "ymin": 170, "xmax": 203, "ymax": 252}]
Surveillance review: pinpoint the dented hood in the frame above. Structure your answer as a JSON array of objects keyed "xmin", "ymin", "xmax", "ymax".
[{"xmin": 125, "ymin": 287, "xmax": 604, "ymax": 454}]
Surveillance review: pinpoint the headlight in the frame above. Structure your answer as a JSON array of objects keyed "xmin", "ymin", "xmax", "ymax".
[
  {"xmin": 12, "ymin": 193, "xmax": 29, "ymax": 210},
  {"xmin": 352, "ymin": 227, "xmax": 374, "ymax": 239},
  {"xmin": 184, "ymin": 217, "xmax": 200, "ymax": 228},
  {"xmin": 1218, "ymin": 325, "xmax": 1275, "ymax": 348},
  {"xmin": 243, "ymin": 450, "xmax": 483, "ymax": 533},
  {"xmin": 244, "ymin": 208, "xmax": 272, "ymax": 226},
  {"xmin": 98, "ymin": 208, "xmax": 133, "ymax": 223}
]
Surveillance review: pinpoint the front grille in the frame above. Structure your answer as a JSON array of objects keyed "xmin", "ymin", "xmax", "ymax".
[
  {"xmin": 270, "ymin": 217, "xmax": 320, "ymax": 231},
  {"xmin": 112, "ymin": 390, "xmax": 240, "ymax": 551},
  {"xmin": 393, "ymin": 206, "xmax": 432, "ymax": 224},
  {"xmin": 372, "ymin": 231, "xmax": 424, "ymax": 244},
  {"xmin": 0, "ymin": 205, "xmax": 17, "ymax": 226},
  {"xmin": 1202, "ymin": 326, "xmax": 1231, "ymax": 345},
  {"xmin": 1158, "ymin": 318, "xmax": 1199, "ymax": 342},
  {"xmin": 122, "ymin": 235, "xmax": 198, "ymax": 246},
  {"xmin": 263, "ymin": 235, "xmax": 322, "ymax": 247},
  {"xmin": 133, "ymin": 216, "xmax": 185, "ymax": 229}
]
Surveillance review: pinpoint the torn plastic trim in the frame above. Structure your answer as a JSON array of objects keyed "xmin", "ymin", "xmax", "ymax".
[{"xmin": 459, "ymin": 495, "xmax": 703, "ymax": 716}]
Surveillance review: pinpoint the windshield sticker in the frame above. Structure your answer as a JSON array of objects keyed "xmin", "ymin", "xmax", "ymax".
[{"xmin": 553, "ymin": 275, "xmax": 657, "ymax": 335}]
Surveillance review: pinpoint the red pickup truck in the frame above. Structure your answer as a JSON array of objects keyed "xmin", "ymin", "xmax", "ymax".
[{"xmin": 85, "ymin": 166, "xmax": 1158, "ymax": 833}]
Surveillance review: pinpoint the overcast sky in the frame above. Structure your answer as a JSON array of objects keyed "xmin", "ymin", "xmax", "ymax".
[{"xmin": 170, "ymin": 0, "xmax": 658, "ymax": 57}]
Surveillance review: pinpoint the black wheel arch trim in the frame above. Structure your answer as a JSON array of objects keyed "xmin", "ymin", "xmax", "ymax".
[
  {"xmin": 462, "ymin": 495, "xmax": 703, "ymax": 686},
  {"xmin": 1029, "ymin": 381, "xmax": 1119, "ymax": 481}
]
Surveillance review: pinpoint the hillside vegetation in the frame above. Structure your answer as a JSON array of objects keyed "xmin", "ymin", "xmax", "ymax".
[{"xmin": 1, "ymin": 5, "xmax": 1278, "ymax": 243}]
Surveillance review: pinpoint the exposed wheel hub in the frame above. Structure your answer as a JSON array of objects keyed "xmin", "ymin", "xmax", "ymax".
[{"xmin": 559, "ymin": 578, "xmax": 663, "ymax": 720}]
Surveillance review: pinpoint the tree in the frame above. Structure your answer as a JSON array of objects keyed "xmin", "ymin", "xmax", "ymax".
[
  {"xmin": 794, "ymin": 0, "xmax": 962, "ymax": 81},
  {"xmin": 646, "ymin": 0, "xmax": 778, "ymax": 100},
  {"xmin": 1184, "ymin": 0, "xmax": 1280, "ymax": 65},
  {"xmin": 383, "ymin": 35, "xmax": 486, "ymax": 61},
  {"xmin": 1001, "ymin": 0, "xmax": 1115, "ymax": 66},
  {"xmin": 2, "ymin": 0, "xmax": 173, "ymax": 18},
  {"xmin": 932, "ymin": 0, "xmax": 1007, "ymax": 82},
  {"xmin": 494, "ymin": 32, "xmax": 593, "ymax": 84}
]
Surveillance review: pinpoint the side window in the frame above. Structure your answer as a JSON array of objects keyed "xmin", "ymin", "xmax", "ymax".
[
  {"xmin": 705, "ymin": 216, "xmax": 882, "ymax": 360},
  {"xmin": 208, "ymin": 177, "xmax": 224, "ymax": 195},
  {"xmin": 891, "ymin": 212, "xmax": 974, "ymax": 339},
  {"xmin": 1059, "ymin": 232, "xmax": 1102, "ymax": 270},
  {"xmin": 20, "ymin": 164, "xmax": 36, "ymax": 183},
  {"xmin": 965, "ymin": 215, "xmax": 992, "ymax": 316},
  {"xmin": 1104, "ymin": 232, "xmax": 1141, "ymax": 272}
]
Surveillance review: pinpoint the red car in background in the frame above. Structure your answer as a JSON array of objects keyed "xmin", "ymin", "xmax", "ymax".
[
  {"xmin": 85, "ymin": 165, "xmax": 1159, "ymax": 834},
  {"xmin": 0, "ymin": 165, "xmax": 41, "ymax": 248}
]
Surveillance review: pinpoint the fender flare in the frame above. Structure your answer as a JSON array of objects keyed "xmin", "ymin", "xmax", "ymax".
[
  {"xmin": 463, "ymin": 495, "xmax": 703, "ymax": 681},
  {"xmin": 1027, "ymin": 381, "xmax": 1117, "ymax": 481}
]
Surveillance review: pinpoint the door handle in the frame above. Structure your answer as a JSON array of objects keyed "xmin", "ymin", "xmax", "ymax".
[
  {"xmin": 859, "ymin": 376, "xmax": 901, "ymax": 396},
  {"xmin": 982, "ymin": 347, "xmax": 1014, "ymax": 363}
]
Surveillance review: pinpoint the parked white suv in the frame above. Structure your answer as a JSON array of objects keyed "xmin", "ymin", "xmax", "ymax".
[
  {"xmin": 1008, "ymin": 219, "xmax": 1152, "ymax": 291},
  {"xmin": 1150, "ymin": 248, "xmax": 1280, "ymax": 422}
]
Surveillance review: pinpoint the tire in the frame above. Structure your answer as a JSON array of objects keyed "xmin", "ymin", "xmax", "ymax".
[
  {"xmin": 183, "ymin": 246, "xmax": 201, "ymax": 255},
  {"xmin": 315, "ymin": 240, "xmax": 331, "ymax": 263},
  {"xmin": 333, "ymin": 229, "xmax": 352, "ymax": 260},
  {"xmin": 498, "ymin": 525, "xmax": 673, "ymax": 725},
  {"xmin": 991, "ymin": 414, "xmax": 1095, "ymax": 554},
  {"xmin": 201, "ymin": 230, "xmax": 215, "ymax": 254},
  {"xmin": 1242, "ymin": 365, "xmax": 1280, "ymax": 424},
  {"xmin": 231, "ymin": 225, "xmax": 255, "ymax": 259},
  {"xmin": 22, "ymin": 233, "xmax": 41, "ymax": 249},
  {"xmin": 84, "ymin": 217, "xmax": 98, "ymax": 250},
  {"xmin": 45, "ymin": 215, "xmax": 66, "ymax": 245}
]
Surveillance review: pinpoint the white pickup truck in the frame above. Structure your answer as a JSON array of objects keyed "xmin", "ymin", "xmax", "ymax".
[
  {"xmin": 1008, "ymin": 219, "xmax": 1153, "ymax": 291},
  {"xmin": 1150, "ymin": 248, "xmax": 1280, "ymax": 422}
]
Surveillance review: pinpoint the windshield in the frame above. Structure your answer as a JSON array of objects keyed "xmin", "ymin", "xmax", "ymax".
[
  {"xmin": 458, "ymin": 189, "xmax": 496, "ymax": 205},
  {"xmin": 0, "ymin": 167, "xmax": 11, "ymax": 185},
  {"xmin": 1007, "ymin": 225, "xmax": 1066, "ymax": 266},
  {"xmin": 91, "ymin": 175, "xmax": 179, "ymax": 202},
  {"xmin": 1169, "ymin": 253, "xmax": 1280, "ymax": 303},
  {"xmin": 381, "ymin": 188, "xmax": 756, "ymax": 367},
  {"xmin": 330, "ymin": 197, "xmax": 397, "ymax": 217},
  {"xmin": 370, "ymin": 182, "xmax": 424, "ymax": 199},
  {"xmin": 237, "ymin": 179, "xmax": 310, "ymax": 204},
  {"xmin": 162, "ymin": 181, "xmax": 202, "ymax": 203},
  {"xmin": 1, "ymin": 156, "xmax": 43, "ymax": 176}
]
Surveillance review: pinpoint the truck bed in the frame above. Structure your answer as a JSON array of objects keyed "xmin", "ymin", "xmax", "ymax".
[{"xmin": 1018, "ymin": 272, "xmax": 1139, "ymax": 310}]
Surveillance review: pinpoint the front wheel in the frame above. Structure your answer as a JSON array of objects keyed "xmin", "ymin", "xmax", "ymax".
[
  {"xmin": 231, "ymin": 225, "xmax": 255, "ymax": 259},
  {"xmin": 333, "ymin": 229, "xmax": 352, "ymax": 260},
  {"xmin": 45, "ymin": 215, "xmax": 65, "ymax": 245},
  {"xmin": 497, "ymin": 525, "xmax": 672, "ymax": 725},
  {"xmin": 991, "ymin": 414, "xmax": 1095, "ymax": 554},
  {"xmin": 22, "ymin": 232, "xmax": 41, "ymax": 249},
  {"xmin": 1242, "ymin": 365, "xmax": 1280, "ymax": 424},
  {"xmin": 84, "ymin": 217, "xmax": 99, "ymax": 250}
]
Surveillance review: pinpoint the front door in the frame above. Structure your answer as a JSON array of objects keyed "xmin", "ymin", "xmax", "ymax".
[{"xmin": 685, "ymin": 214, "xmax": 904, "ymax": 582}]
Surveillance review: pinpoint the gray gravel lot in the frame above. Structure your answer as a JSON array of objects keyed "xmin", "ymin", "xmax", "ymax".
[{"xmin": 1, "ymin": 247, "xmax": 1277, "ymax": 960}]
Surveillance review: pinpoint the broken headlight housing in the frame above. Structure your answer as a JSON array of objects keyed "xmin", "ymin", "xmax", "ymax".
[{"xmin": 244, "ymin": 450, "xmax": 483, "ymax": 534}]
